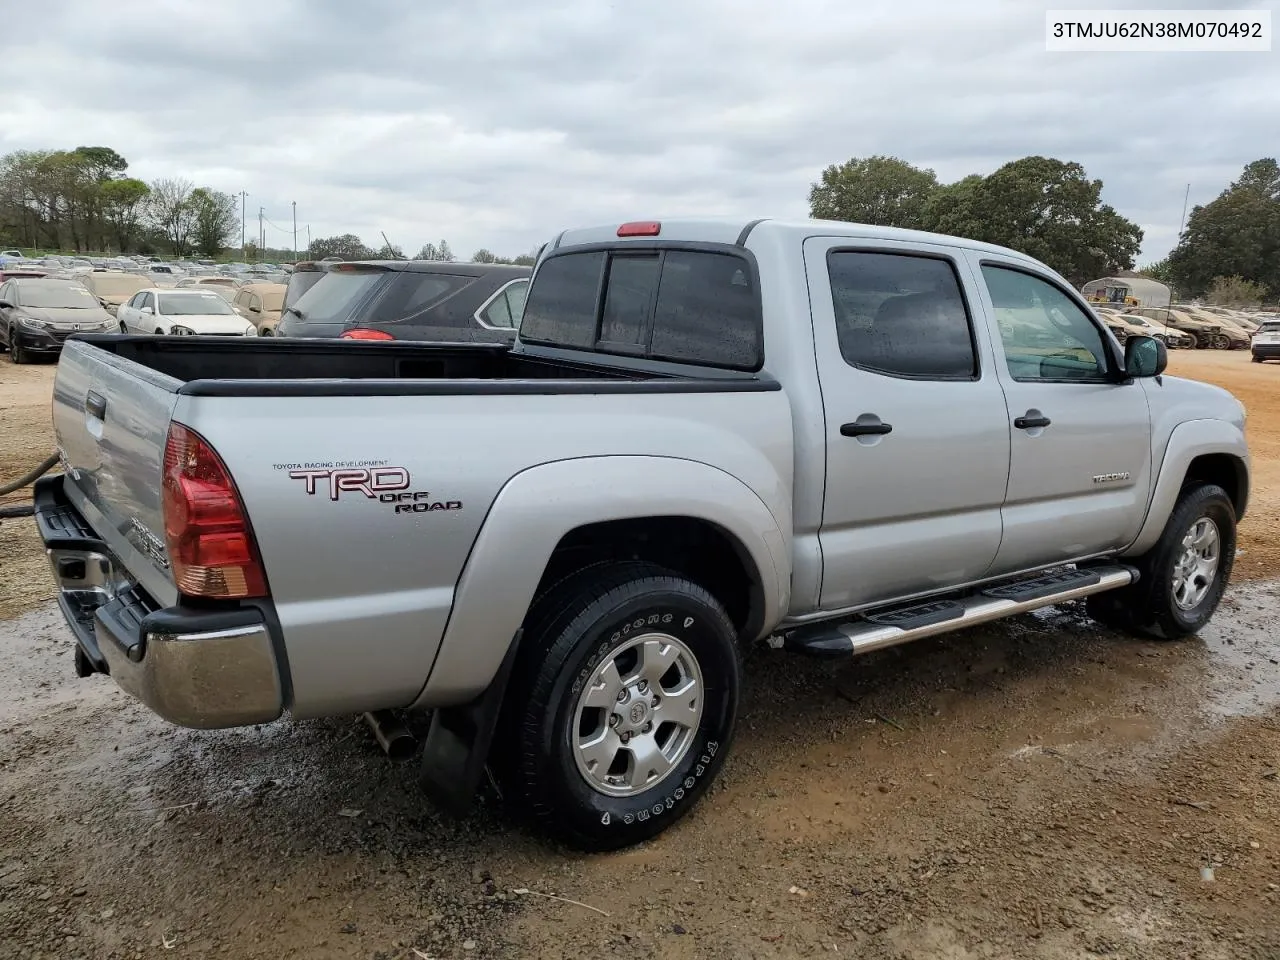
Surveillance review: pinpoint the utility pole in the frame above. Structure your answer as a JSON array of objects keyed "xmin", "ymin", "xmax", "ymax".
[
  {"xmin": 291, "ymin": 201, "xmax": 297, "ymax": 262},
  {"xmin": 1177, "ymin": 183, "xmax": 1191, "ymax": 239},
  {"xmin": 240, "ymin": 191, "xmax": 248, "ymax": 258},
  {"xmin": 306, "ymin": 225, "xmax": 311, "ymax": 260},
  {"xmin": 258, "ymin": 206, "xmax": 264, "ymax": 258}
]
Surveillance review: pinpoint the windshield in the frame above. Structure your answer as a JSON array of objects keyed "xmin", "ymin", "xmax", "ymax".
[
  {"xmin": 90, "ymin": 274, "xmax": 152, "ymax": 297},
  {"xmin": 289, "ymin": 270, "xmax": 383, "ymax": 324},
  {"xmin": 158, "ymin": 292, "xmax": 235, "ymax": 316},
  {"xmin": 18, "ymin": 282, "xmax": 99, "ymax": 309}
]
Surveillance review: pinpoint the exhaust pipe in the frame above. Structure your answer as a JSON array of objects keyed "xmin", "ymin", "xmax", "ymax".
[{"xmin": 363, "ymin": 710, "xmax": 417, "ymax": 762}]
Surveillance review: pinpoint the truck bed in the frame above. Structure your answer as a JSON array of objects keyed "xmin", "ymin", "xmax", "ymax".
[{"xmin": 81, "ymin": 334, "xmax": 776, "ymax": 396}]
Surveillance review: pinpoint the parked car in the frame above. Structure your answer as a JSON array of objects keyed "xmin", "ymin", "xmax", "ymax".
[
  {"xmin": 145, "ymin": 263, "xmax": 185, "ymax": 287},
  {"xmin": 1251, "ymin": 318, "xmax": 1280, "ymax": 362},
  {"xmin": 0, "ymin": 268, "xmax": 49, "ymax": 283},
  {"xmin": 274, "ymin": 261, "xmax": 530, "ymax": 342},
  {"xmin": 0, "ymin": 276, "xmax": 115, "ymax": 362},
  {"xmin": 175, "ymin": 275, "xmax": 239, "ymax": 290},
  {"xmin": 81, "ymin": 271, "xmax": 157, "ymax": 316},
  {"xmin": 232, "ymin": 281, "xmax": 286, "ymax": 334},
  {"xmin": 116, "ymin": 288, "xmax": 258, "ymax": 336},
  {"xmin": 1101, "ymin": 309, "xmax": 1192, "ymax": 348},
  {"xmin": 1175, "ymin": 306, "xmax": 1251, "ymax": 349},
  {"xmin": 1129, "ymin": 307, "xmax": 1224, "ymax": 349},
  {"xmin": 38, "ymin": 217, "xmax": 1248, "ymax": 850}
]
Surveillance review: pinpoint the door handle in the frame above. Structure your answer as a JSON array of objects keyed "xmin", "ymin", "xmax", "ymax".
[
  {"xmin": 1014, "ymin": 414, "xmax": 1051, "ymax": 429},
  {"xmin": 85, "ymin": 391, "xmax": 107, "ymax": 421},
  {"xmin": 841, "ymin": 420, "xmax": 893, "ymax": 437}
]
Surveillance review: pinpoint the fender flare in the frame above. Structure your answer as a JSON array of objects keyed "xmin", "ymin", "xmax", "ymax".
[
  {"xmin": 411, "ymin": 455, "xmax": 790, "ymax": 709},
  {"xmin": 1123, "ymin": 419, "xmax": 1249, "ymax": 557}
]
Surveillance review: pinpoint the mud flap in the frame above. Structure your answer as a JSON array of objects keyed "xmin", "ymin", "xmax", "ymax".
[{"xmin": 419, "ymin": 629, "xmax": 522, "ymax": 815}]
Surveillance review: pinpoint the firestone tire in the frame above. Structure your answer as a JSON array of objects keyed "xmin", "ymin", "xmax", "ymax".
[
  {"xmin": 1090, "ymin": 484, "xmax": 1236, "ymax": 640},
  {"xmin": 501, "ymin": 562, "xmax": 740, "ymax": 851}
]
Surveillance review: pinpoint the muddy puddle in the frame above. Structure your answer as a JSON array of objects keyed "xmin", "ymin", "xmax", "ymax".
[{"xmin": 2, "ymin": 586, "xmax": 1279, "ymax": 959}]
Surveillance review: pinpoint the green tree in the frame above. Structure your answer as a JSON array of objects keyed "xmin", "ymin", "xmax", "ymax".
[
  {"xmin": 415, "ymin": 240, "xmax": 455, "ymax": 261},
  {"xmin": 925, "ymin": 157, "xmax": 1142, "ymax": 286},
  {"xmin": 310, "ymin": 233, "xmax": 370, "ymax": 260},
  {"xmin": 374, "ymin": 241, "xmax": 405, "ymax": 259},
  {"xmin": 808, "ymin": 156, "xmax": 940, "ymax": 229},
  {"xmin": 99, "ymin": 178, "xmax": 150, "ymax": 251},
  {"xmin": 1206, "ymin": 275, "xmax": 1268, "ymax": 307},
  {"xmin": 1139, "ymin": 258, "xmax": 1175, "ymax": 285},
  {"xmin": 146, "ymin": 177, "xmax": 195, "ymax": 255},
  {"xmin": 186, "ymin": 188, "xmax": 238, "ymax": 257},
  {"xmin": 471, "ymin": 248, "xmax": 498, "ymax": 263},
  {"xmin": 1167, "ymin": 159, "xmax": 1280, "ymax": 297}
]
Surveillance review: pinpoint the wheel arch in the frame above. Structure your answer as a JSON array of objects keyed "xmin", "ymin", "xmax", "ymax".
[
  {"xmin": 410, "ymin": 455, "xmax": 790, "ymax": 710},
  {"xmin": 1124, "ymin": 420, "xmax": 1249, "ymax": 557}
]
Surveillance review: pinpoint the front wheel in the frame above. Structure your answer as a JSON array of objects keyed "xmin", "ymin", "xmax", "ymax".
[
  {"xmin": 9, "ymin": 330, "xmax": 26, "ymax": 364},
  {"xmin": 1090, "ymin": 484, "xmax": 1236, "ymax": 639},
  {"xmin": 500, "ymin": 562, "xmax": 740, "ymax": 851},
  {"xmin": 1183, "ymin": 332, "xmax": 1199, "ymax": 349}
]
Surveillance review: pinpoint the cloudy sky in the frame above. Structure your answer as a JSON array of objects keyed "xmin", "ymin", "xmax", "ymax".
[{"xmin": 0, "ymin": 0, "xmax": 1275, "ymax": 262}]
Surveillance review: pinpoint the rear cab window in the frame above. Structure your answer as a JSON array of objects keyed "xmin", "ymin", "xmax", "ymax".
[{"xmin": 519, "ymin": 247, "xmax": 763, "ymax": 370}]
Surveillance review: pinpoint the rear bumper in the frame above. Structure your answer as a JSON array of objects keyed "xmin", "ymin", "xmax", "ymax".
[
  {"xmin": 1251, "ymin": 343, "xmax": 1280, "ymax": 359},
  {"xmin": 34, "ymin": 475, "xmax": 284, "ymax": 729}
]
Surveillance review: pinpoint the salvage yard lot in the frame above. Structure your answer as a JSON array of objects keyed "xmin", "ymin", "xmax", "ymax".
[{"xmin": 2, "ymin": 352, "xmax": 1279, "ymax": 959}]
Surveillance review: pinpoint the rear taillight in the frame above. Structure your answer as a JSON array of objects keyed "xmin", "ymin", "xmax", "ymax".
[
  {"xmin": 161, "ymin": 423, "xmax": 268, "ymax": 599},
  {"xmin": 340, "ymin": 328, "xmax": 395, "ymax": 340}
]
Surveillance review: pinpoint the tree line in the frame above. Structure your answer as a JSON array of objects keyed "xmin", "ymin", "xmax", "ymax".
[
  {"xmin": 808, "ymin": 155, "xmax": 1143, "ymax": 288},
  {"xmin": 1149, "ymin": 158, "xmax": 1279, "ymax": 304},
  {"xmin": 307, "ymin": 233, "xmax": 536, "ymax": 266},
  {"xmin": 809, "ymin": 154, "xmax": 1279, "ymax": 304},
  {"xmin": 0, "ymin": 146, "xmax": 240, "ymax": 258}
]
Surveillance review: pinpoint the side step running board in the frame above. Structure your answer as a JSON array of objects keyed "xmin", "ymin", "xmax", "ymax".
[{"xmin": 785, "ymin": 565, "xmax": 1136, "ymax": 658}]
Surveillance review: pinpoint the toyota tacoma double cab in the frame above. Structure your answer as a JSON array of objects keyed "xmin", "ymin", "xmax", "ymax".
[{"xmin": 36, "ymin": 218, "xmax": 1249, "ymax": 850}]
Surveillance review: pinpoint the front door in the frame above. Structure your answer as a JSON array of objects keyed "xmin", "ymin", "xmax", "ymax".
[
  {"xmin": 967, "ymin": 255, "xmax": 1153, "ymax": 574},
  {"xmin": 804, "ymin": 238, "xmax": 1011, "ymax": 610}
]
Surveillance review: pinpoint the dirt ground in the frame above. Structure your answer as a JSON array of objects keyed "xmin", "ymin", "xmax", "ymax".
[{"xmin": 2, "ymin": 352, "xmax": 1279, "ymax": 960}]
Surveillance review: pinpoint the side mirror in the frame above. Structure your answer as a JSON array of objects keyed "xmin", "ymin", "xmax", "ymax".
[
  {"xmin": 249, "ymin": 305, "xmax": 261, "ymax": 313},
  {"xmin": 140, "ymin": 305, "xmax": 153, "ymax": 315},
  {"xmin": 1124, "ymin": 334, "xmax": 1167, "ymax": 378}
]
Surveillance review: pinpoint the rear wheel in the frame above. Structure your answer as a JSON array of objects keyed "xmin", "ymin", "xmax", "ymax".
[
  {"xmin": 1183, "ymin": 332, "xmax": 1199, "ymax": 349},
  {"xmin": 1087, "ymin": 484, "xmax": 1235, "ymax": 639},
  {"xmin": 499, "ymin": 562, "xmax": 740, "ymax": 851}
]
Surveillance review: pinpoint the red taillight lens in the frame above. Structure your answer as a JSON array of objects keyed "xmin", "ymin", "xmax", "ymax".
[
  {"xmin": 161, "ymin": 423, "xmax": 268, "ymax": 599},
  {"xmin": 339, "ymin": 328, "xmax": 395, "ymax": 340},
  {"xmin": 617, "ymin": 221, "xmax": 661, "ymax": 237}
]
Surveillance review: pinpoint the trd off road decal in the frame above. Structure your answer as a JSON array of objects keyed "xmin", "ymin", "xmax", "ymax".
[{"xmin": 283, "ymin": 465, "xmax": 462, "ymax": 513}]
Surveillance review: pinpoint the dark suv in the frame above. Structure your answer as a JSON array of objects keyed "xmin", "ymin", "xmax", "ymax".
[{"xmin": 274, "ymin": 261, "xmax": 530, "ymax": 342}]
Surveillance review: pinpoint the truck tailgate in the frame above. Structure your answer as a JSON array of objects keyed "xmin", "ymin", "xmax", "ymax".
[{"xmin": 51, "ymin": 338, "xmax": 182, "ymax": 607}]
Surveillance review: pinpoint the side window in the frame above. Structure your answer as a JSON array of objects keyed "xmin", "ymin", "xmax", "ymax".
[
  {"xmin": 481, "ymin": 281, "xmax": 531, "ymax": 329},
  {"xmin": 981, "ymin": 265, "xmax": 1108, "ymax": 382},
  {"xmin": 520, "ymin": 252, "xmax": 605, "ymax": 348},
  {"xmin": 0, "ymin": 281, "xmax": 10, "ymax": 304},
  {"xmin": 250, "ymin": 295, "xmax": 261, "ymax": 312},
  {"xmin": 232, "ymin": 291, "xmax": 246, "ymax": 308},
  {"xmin": 649, "ymin": 250, "xmax": 762, "ymax": 369},
  {"xmin": 373, "ymin": 273, "xmax": 470, "ymax": 325},
  {"xmin": 599, "ymin": 255, "xmax": 659, "ymax": 347},
  {"xmin": 140, "ymin": 292, "xmax": 154, "ymax": 310},
  {"xmin": 826, "ymin": 251, "xmax": 977, "ymax": 379},
  {"xmin": 505, "ymin": 279, "xmax": 528, "ymax": 324}
]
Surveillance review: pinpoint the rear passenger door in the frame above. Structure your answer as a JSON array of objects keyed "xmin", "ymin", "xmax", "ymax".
[
  {"xmin": 969, "ymin": 255, "xmax": 1152, "ymax": 574},
  {"xmin": 803, "ymin": 239, "xmax": 1011, "ymax": 609}
]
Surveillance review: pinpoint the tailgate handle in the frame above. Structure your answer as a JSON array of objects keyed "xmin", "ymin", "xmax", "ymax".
[{"xmin": 85, "ymin": 391, "xmax": 107, "ymax": 421}]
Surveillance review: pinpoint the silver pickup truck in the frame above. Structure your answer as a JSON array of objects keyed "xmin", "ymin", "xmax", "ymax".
[{"xmin": 36, "ymin": 218, "xmax": 1249, "ymax": 850}]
